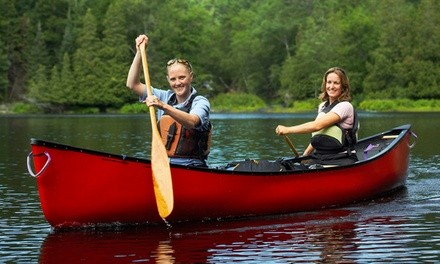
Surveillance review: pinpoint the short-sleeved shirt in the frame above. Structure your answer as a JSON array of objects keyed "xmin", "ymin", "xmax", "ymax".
[
  {"xmin": 317, "ymin": 101, "xmax": 354, "ymax": 130},
  {"xmin": 140, "ymin": 87, "xmax": 211, "ymax": 132}
]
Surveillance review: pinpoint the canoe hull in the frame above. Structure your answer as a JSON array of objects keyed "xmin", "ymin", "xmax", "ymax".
[{"xmin": 29, "ymin": 125, "xmax": 412, "ymax": 228}]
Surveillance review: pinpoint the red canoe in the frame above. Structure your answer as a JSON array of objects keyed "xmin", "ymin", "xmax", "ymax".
[{"xmin": 28, "ymin": 124, "xmax": 415, "ymax": 228}]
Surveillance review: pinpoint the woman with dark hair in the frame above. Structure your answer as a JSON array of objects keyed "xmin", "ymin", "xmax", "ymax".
[{"xmin": 275, "ymin": 67, "xmax": 358, "ymax": 165}]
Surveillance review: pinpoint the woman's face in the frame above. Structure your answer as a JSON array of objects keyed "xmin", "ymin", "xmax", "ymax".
[
  {"xmin": 167, "ymin": 63, "xmax": 193, "ymax": 99},
  {"xmin": 326, "ymin": 72, "xmax": 342, "ymax": 101}
]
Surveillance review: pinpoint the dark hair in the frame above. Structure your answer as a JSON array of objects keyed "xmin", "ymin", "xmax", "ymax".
[{"xmin": 319, "ymin": 67, "xmax": 351, "ymax": 102}]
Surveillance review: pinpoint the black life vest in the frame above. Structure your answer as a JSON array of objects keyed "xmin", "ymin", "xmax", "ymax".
[
  {"xmin": 158, "ymin": 94, "xmax": 212, "ymax": 159},
  {"xmin": 310, "ymin": 101, "xmax": 358, "ymax": 154}
]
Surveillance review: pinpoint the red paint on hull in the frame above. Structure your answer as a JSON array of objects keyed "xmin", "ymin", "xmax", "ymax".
[{"xmin": 29, "ymin": 125, "xmax": 412, "ymax": 228}]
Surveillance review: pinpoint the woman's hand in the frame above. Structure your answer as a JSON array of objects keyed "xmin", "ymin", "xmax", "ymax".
[
  {"xmin": 275, "ymin": 125, "xmax": 289, "ymax": 135},
  {"xmin": 145, "ymin": 95, "xmax": 164, "ymax": 110},
  {"xmin": 135, "ymin": 34, "xmax": 149, "ymax": 52}
]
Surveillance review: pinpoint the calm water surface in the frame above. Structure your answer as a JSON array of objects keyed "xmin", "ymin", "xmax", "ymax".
[{"xmin": 1, "ymin": 112, "xmax": 439, "ymax": 263}]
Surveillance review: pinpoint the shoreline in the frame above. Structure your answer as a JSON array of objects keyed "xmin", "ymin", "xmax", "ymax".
[{"xmin": 1, "ymin": 100, "xmax": 440, "ymax": 114}]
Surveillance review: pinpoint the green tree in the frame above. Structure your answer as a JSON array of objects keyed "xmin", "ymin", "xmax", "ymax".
[
  {"xmin": 72, "ymin": 9, "xmax": 104, "ymax": 109},
  {"xmin": 336, "ymin": 2, "xmax": 378, "ymax": 96},
  {"xmin": 217, "ymin": 0, "xmax": 310, "ymax": 99},
  {"xmin": 59, "ymin": 53, "xmax": 75, "ymax": 106},
  {"xmin": 122, "ymin": 0, "xmax": 164, "ymax": 88},
  {"xmin": 26, "ymin": 20, "xmax": 50, "ymax": 92},
  {"xmin": 280, "ymin": 0, "xmax": 378, "ymax": 104},
  {"xmin": 195, "ymin": 0, "xmax": 253, "ymax": 95},
  {"xmin": 399, "ymin": 0, "xmax": 440, "ymax": 99},
  {"xmin": 100, "ymin": 1, "xmax": 132, "ymax": 107},
  {"xmin": 0, "ymin": 38, "xmax": 10, "ymax": 101},
  {"xmin": 2, "ymin": 0, "xmax": 438, "ymax": 109},
  {"xmin": 0, "ymin": 0, "xmax": 25, "ymax": 101},
  {"xmin": 27, "ymin": 64, "xmax": 49, "ymax": 105},
  {"xmin": 225, "ymin": 6, "xmax": 262, "ymax": 93},
  {"xmin": 30, "ymin": 0, "xmax": 69, "ymax": 65},
  {"xmin": 47, "ymin": 65, "xmax": 63, "ymax": 108},
  {"xmin": 364, "ymin": 0, "xmax": 415, "ymax": 99},
  {"xmin": 58, "ymin": 4, "xmax": 75, "ymax": 60},
  {"xmin": 279, "ymin": 7, "xmax": 336, "ymax": 102}
]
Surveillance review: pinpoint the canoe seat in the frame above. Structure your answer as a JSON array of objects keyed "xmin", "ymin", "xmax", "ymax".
[{"xmin": 355, "ymin": 134, "xmax": 397, "ymax": 161}]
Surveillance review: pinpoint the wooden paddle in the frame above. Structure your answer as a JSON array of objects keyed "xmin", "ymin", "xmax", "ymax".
[
  {"xmin": 139, "ymin": 41, "xmax": 174, "ymax": 218},
  {"xmin": 283, "ymin": 135, "xmax": 300, "ymax": 158}
]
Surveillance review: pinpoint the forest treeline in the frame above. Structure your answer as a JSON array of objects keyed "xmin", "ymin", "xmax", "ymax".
[{"xmin": 0, "ymin": 0, "xmax": 439, "ymax": 113}]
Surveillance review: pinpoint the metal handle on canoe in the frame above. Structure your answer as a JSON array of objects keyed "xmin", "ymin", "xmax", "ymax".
[
  {"xmin": 409, "ymin": 130, "xmax": 418, "ymax": 149},
  {"xmin": 27, "ymin": 151, "xmax": 51, "ymax": 178}
]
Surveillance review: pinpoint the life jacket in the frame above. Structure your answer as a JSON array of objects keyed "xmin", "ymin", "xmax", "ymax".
[
  {"xmin": 158, "ymin": 94, "xmax": 212, "ymax": 159},
  {"xmin": 310, "ymin": 101, "xmax": 358, "ymax": 154}
]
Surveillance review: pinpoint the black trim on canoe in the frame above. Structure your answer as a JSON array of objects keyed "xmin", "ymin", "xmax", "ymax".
[{"xmin": 30, "ymin": 124, "xmax": 412, "ymax": 174}]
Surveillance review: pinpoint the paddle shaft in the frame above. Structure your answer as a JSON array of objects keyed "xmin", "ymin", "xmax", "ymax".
[
  {"xmin": 284, "ymin": 135, "xmax": 300, "ymax": 158},
  {"xmin": 139, "ymin": 42, "xmax": 174, "ymax": 218}
]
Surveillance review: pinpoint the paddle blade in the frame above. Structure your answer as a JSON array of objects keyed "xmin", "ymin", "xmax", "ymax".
[{"xmin": 151, "ymin": 131, "xmax": 174, "ymax": 218}]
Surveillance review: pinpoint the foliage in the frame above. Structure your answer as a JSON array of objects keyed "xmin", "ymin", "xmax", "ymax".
[
  {"xmin": 291, "ymin": 99, "xmax": 321, "ymax": 112},
  {"xmin": 120, "ymin": 103, "xmax": 148, "ymax": 114},
  {"xmin": 0, "ymin": 0, "xmax": 438, "ymax": 113},
  {"xmin": 11, "ymin": 102, "xmax": 41, "ymax": 114},
  {"xmin": 73, "ymin": 9, "xmax": 104, "ymax": 107},
  {"xmin": 364, "ymin": 0, "xmax": 440, "ymax": 100},
  {"xmin": 359, "ymin": 99, "xmax": 440, "ymax": 112},
  {"xmin": 0, "ymin": 38, "xmax": 10, "ymax": 101},
  {"xmin": 211, "ymin": 93, "xmax": 266, "ymax": 112},
  {"xmin": 270, "ymin": 98, "xmax": 319, "ymax": 113}
]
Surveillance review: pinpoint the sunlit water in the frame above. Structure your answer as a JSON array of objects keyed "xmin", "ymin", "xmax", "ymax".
[{"xmin": 1, "ymin": 113, "xmax": 439, "ymax": 263}]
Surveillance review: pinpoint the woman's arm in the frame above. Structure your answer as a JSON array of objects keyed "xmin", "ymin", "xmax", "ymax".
[
  {"xmin": 126, "ymin": 35, "xmax": 149, "ymax": 96},
  {"xmin": 275, "ymin": 112, "xmax": 341, "ymax": 135},
  {"xmin": 145, "ymin": 96, "xmax": 201, "ymax": 129},
  {"xmin": 303, "ymin": 143, "xmax": 314, "ymax": 156}
]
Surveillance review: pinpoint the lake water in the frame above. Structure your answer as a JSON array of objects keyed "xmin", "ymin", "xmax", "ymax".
[{"xmin": 1, "ymin": 112, "xmax": 439, "ymax": 263}]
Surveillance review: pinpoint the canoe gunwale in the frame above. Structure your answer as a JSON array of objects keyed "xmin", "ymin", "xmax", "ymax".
[{"xmin": 29, "ymin": 124, "xmax": 412, "ymax": 175}]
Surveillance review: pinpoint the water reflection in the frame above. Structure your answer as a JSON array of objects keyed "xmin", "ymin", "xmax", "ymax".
[
  {"xmin": 38, "ymin": 190, "xmax": 423, "ymax": 263},
  {"xmin": 1, "ymin": 113, "xmax": 439, "ymax": 263}
]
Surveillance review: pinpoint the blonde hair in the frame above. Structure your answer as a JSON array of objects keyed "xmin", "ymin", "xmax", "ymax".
[{"xmin": 166, "ymin": 58, "xmax": 193, "ymax": 74}]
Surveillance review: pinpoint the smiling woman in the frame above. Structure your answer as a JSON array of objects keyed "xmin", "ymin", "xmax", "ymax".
[
  {"xmin": 275, "ymin": 67, "xmax": 357, "ymax": 165},
  {"xmin": 126, "ymin": 34, "xmax": 212, "ymax": 168}
]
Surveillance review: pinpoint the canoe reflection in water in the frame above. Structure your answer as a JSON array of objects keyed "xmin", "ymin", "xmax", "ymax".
[{"xmin": 39, "ymin": 190, "xmax": 408, "ymax": 263}]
